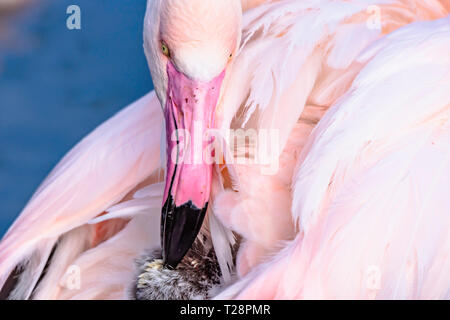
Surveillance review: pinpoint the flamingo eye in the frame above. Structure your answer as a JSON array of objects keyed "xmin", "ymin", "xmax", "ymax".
[{"xmin": 161, "ymin": 42, "xmax": 170, "ymax": 57}]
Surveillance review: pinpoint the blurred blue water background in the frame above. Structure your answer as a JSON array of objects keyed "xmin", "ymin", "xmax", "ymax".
[{"xmin": 0, "ymin": 0, "xmax": 154, "ymax": 237}]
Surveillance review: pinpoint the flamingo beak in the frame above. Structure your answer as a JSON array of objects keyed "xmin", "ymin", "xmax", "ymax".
[{"xmin": 161, "ymin": 61, "xmax": 225, "ymax": 269}]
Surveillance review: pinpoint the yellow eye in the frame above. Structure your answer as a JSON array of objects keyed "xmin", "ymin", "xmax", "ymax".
[{"xmin": 161, "ymin": 42, "xmax": 170, "ymax": 57}]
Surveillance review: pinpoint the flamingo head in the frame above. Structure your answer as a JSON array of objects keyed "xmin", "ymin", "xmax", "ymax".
[{"xmin": 144, "ymin": 0, "xmax": 242, "ymax": 269}]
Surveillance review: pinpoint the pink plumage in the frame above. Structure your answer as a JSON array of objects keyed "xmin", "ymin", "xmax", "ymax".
[{"xmin": 0, "ymin": 0, "xmax": 449, "ymax": 299}]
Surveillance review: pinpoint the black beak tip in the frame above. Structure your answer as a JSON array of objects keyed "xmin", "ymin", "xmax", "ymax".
[{"xmin": 161, "ymin": 197, "xmax": 208, "ymax": 269}]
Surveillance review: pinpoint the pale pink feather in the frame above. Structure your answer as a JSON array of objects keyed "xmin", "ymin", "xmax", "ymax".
[
  {"xmin": 215, "ymin": 16, "xmax": 450, "ymax": 299},
  {"xmin": 0, "ymin": 92, "xmax": 163, "ymax": 298}
]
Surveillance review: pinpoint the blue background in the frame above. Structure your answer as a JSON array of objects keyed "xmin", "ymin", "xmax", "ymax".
[{"xmin": 0, "ymin": 0, "xmax": 154, "ymax": 236}]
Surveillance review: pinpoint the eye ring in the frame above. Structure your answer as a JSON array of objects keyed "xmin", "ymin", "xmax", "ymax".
[{"xmin": 161, "ymin": 42, "xmax": 170, "ymax": 57}]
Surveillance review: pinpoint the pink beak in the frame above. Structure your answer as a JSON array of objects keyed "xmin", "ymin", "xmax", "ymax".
[{"xmin": 161, "ymin": 61, "xmax": 225, "ymax": 269}]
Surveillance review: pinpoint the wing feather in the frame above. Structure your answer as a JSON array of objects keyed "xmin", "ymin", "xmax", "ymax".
[
  {"xmin": 216, "ymin": 17, "xmax": 450, "ymax": 299},
  {"xmin": 0, "ymin": 92, "xmax": 164, "ymax": 297}
]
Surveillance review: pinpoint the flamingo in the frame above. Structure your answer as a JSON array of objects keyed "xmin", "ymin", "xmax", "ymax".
[{"xmin": 0, "ymin": 0, "xmax": 449, "ymax": 300}]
